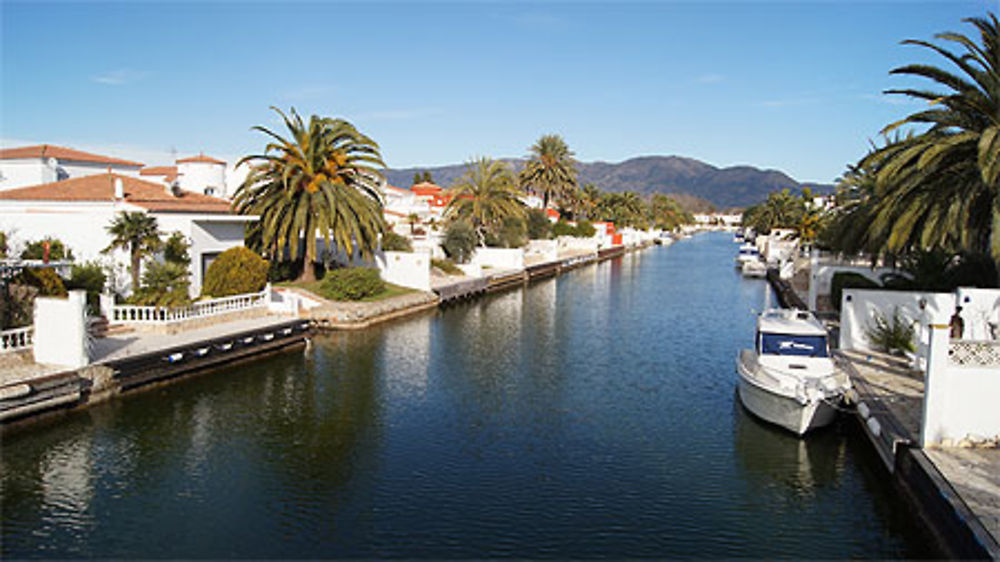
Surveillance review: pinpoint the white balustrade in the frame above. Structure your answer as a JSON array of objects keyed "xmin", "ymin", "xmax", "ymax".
[
  {"xmin": 110, "ymin": 288, "xmax": 270, "ymax": 325},
  {"xmin": 0, "ymin": 326, "xmax": 33, "ymax": 354}
]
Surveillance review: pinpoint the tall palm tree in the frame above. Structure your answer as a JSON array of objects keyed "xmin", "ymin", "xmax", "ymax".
[
  {"xmin": 445, "ymin": 157, "xmax": 526, "ymax": 246},
  {"xmin": 104, "ymin": 211, "xmax": 161, "ymax": 291},
  {"xmin": 234, "ymin": 107, "xmax": 386, "ymax": 282},
  {"xmin": 862, "ymin": 14, "xmax": 999, "ymax": 259},
  {"xmin": 519, "ymin": 134, "xmax": 579, "ymax": 209}
]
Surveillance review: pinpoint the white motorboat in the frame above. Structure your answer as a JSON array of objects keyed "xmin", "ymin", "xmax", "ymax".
[
  {"xmin": 735, "ymin": 244, "xmax": 761, "ymax": 267},
  {"xmin": 736, "ymin": 309, "xmax": 850, "ymax": 435},
  {"xmin": 741, "ymin": 260, "xmax": 767, "ymax": 278}
]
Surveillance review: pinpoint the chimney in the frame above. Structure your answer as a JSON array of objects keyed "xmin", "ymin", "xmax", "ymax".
[{"xmin": 114, "ymin": 177, "xmax": 124, "ymax": 200}]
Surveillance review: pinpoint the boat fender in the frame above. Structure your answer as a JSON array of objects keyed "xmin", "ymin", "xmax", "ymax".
[
  {"xmin": 166, "ymin": 352, "xmax": 183, "ymax": 364},
  {"xmin": 196, "ymin": 347, "xmax": 210, "ymax": 357},
  {"xmin": 858, "ymin": 402, "xmax": 870, "ymax": 420},
  {"xmin": 242, "ymin": 336, "xmax": 255, "ymax": 345},
  {"xmin": 866, "ymin": 417, "xmax": 882, "ymax": 437}
]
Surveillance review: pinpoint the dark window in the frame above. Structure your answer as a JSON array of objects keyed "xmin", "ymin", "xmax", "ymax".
[{"xmin": 759, "ymin": 333, "xmax": 828, "ymax": 357}]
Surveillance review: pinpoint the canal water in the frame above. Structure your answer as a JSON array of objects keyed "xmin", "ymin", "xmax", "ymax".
[{"xmin": 1, "ymin": 232, "xmax": 932, "ymax": 558}]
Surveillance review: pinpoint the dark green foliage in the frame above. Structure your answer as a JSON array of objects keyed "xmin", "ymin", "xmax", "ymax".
[
  {"xmin": 413, "ymin": 170, "xmax": 433, "ymax": 184},
  {"xmin": 830, "ymin": 272, "xmax": 880, "ymax": 311},
  {"xmin": 66, "ymin": 261, "xmax": 107, "ymax": 315},
  {"xmin": 1, "ymin": 285, "xmax": 37, "ymax": 329},
  {"xmin": 431, "ymin": 258, "xmax": 463, "ymax": 275},
  {"xmin": 202, "ymin": 247, "xmax": 269, "ymax": 298},
  {"xmin": 130, "ymin": 261, "xmax": 192, "ymax": 307},
  {"xmin": 866, "ymin": 307, "xmax": 916, "ymax": 355},
  {"xmin": 17, "ymin": 267, "xmax": 67, "ymax": 297},
  {"xmin": 442, "ymin": 220, "xmax": 477, "ymax": 264},
  {"xmin": 267, "ymin": 260, "xmax": 325, "ymax": 283},
  {"xmin": 381, "ymin": 231, "xmax": 413, "ymax": 252},
  {"xmin": 526, "ymin": 209, "xmax": 551, "ymax": 239},
  {"xmin": 0, "ymin": 231, "xmax": 7, "ymax": 258},
  {"xmin": 485, "ymin": 217, "xmax": 527, "ymax": 248},
  {"xmin": 575, "ymin": 220, "xmax": 596, "ymax": 238},
  {"xmin": 163, "ymin": 232, "xmax": 191, "ymax": 266},
  {"xmin": 880, "ymin": 249, "xmax": 1000, "ymax": 292},
  {"xmin": 320, "ymin": 267, "xmax": 385, "ymax": 301},
  {"xmin": 552, "ymin": 220, "xmax": 577, "ymax": 237},
  {"xmin": 21, "ymin": 237, "xmax": 74, "ymax": 261}
]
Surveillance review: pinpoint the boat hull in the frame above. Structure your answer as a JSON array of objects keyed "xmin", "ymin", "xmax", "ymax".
[{"xmin": 736, "ymin": 355, "xmax": 838, "ymax": 435}]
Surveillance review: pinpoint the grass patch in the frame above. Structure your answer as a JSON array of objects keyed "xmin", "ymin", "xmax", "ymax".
[
  {"xmin": 278, "ymin": 278, "xmax": 416, "ymax": 302},
  {"xmin": 431, "ymin": 258, "xmax": 463, "ymax": 275}
]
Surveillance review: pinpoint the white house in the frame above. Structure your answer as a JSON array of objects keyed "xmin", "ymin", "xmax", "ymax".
[
  {"xmin": 0, "ymin": 172, "xmax": 255, "ymax": 296},
  {"xmin": 0, "ymin": 144, "xmax": 144, "ymax": 192},
  {"xmin": 140, "ymin": 153, "xmax": 229, "ymax": 198}
]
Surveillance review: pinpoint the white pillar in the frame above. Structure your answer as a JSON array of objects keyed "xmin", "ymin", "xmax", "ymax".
[
  {"xmin": 99, "ymin": 293, "xmax": 115, "ymax": 319},
  {"xmin": 920, "ymin": 323, "xmax": 951, "ymax": 447},
  {"xmin": 808, "ymin": 249, "xmax": 819, "ymax": 311},
  {"xmin": 33, "ymin": 290, "xmax": 90, "ymax": 368}
]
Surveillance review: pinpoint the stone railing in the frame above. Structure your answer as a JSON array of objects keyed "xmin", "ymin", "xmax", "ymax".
[
  {"xmin": 0, "ymin": 326, "xmax": 33, "ymax": 354},
  {"xmin": 948, "ymin": 339, "xmax": 1000, "ymax": 368},
  {"xmin": 111, "ymin": 288, "xmax": 269, "ymax": 325}
]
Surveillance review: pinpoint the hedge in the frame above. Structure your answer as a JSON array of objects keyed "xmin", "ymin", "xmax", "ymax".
[
  {"xmin": 320, "ymin": 267, "xmax": 385, "ymax": 301},
  {"xmin": 202, "ymin": 247, "xmax": 269, "ymax": 298},
  {"xmin": 830, "ymin": 271, "xmax": 880, "ymax": 310}
]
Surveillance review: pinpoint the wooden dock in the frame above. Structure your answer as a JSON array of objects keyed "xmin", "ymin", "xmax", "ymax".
[{"xmin": 838, "ymin": 349, "xmax": 1000, "ymax": 558}]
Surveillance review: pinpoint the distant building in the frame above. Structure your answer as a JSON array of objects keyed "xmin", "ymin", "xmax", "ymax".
[{"xmin": 0, "ymin": 144, "xmax": 144, "ymax": 191}]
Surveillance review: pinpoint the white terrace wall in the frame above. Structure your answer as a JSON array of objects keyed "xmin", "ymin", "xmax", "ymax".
[
  {"xmin": 557, "ymin": 236, "xmax": 599, "ymax": 254},
  {"xmin": 377, "ymin": 251, "xmax": 431, "ymax": 291},
  {"xmin": 922, "ymin": 326, "xmax": 1000, "ymax": 446},
  {"xmin": 33, "ymin": 291, "xmax": 89, "ymax": 368},
  {"xmin": 472, "ymin": 248, "xmax": 524, "ymax": 271},
  {"xmin": 839, "ymin": 289, "xmax": 955, "ymax": 355},
  {"xmin": 954, "ymin": 287, "xmax": 1000, "ymax": 341},
  {"xmin": 808, "ymin": 260, "xmax": 899, "ymax": 310},
  {"xmin": 526, "ymin": 239, "xmax": 558, "ymax": 262}
]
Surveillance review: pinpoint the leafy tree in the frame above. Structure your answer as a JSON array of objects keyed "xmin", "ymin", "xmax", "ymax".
[
  {"xmin": 163, "ymin": 231, "xmax": 191, "ymax": 266},
  {"xmin": 577, "ymin": 183, "xmax": 604, "ymax": 220},
  {"xmin": 519, "ymin": 134, "xmax": 579, "ymax": 209},
  {"xmin": 445, "ymin": 157, "xmax": 526, "ymax": 245},
  {"xmin": 526, "ymin": 208, "xmax": 552, "ymax": 239},
  {"xmin": 234, "ymin": 107, "xmax": 386, "ymax": 282},
  {"xmin": 103, "ymin": 212, "xmax": 161, "ymax": 291},
  {"xmin": 21, "ymin": 237, "xmax": 74, "ymax": 261},
  {"xmin": 484, "ymin": 216, "xmax": 528, "ymax": 248},
  {"xmin": 650, "ymin": 194, "xmax": 693, "ymax": 231},
  {"xmin": 741, "ymin": 189, "xmax": 805, "ymax": 234},
  {"xmin": 442, "ymin": 220, "xmax": 477, "ymax": 264},
  {"xmin": 381, "ymin": 231, "xmax": 413, "ymax": 252},
  {"xmin": 66, "ymin": 261, "xmax": 107, "ymax": 315},
  {"xmin": 858, "ymin": 14, "xmax": 999, "ymax": 260},
  {"xmin": 130, "ymin": 261, "xmax": 191, "ymax": 307},
  {"xmin": 597, "ymin": 191, "xmax": 650, "ymax": 228}
]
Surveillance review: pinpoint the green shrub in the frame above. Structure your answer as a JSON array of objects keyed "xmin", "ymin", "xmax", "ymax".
[
  {"xmin": 432, "ymin": 258, "xmax": 463, "ymax": 276},
  {"xmin": 485, "ymin": 217, "xmax": 527, "ymax": 248},
  {"xmin": 526, "ymin": 209, "xmax": 551, "ymax": 240},
  {"xmin": 320, "ymin": 267, "xmax": 385, "ymax": 301},
  {"xmin": 202, "ymin": 247, "xmax": 269, "ymax": 298},
  {"xmin": 16, "ymin": 267, "xmax": 67, "ymax": 297},
  {"xmin": 382, "ymin": 231, "xmax": 413, "ymax": 252},
  {"xmin": 130, "ymin": 261, "xmax": 192, "ymax": 307},
  {"xmin": 865, "ymin": 307, "xmax": 916, "ymax": 355},
  {"xmin": 21, "ymin": 237, "xmax": 73, "ymax": 261},
  {"xmin": 575, "ymin": 219, "xmax": 596, "ymax": 238},
  {"xmin": 442, "ymin": 220, "xmax": 477, "ymax": 264},
  {"xmin": 66, "ymin": 261, "xmax": 107, "ymax": 315},
  {"xmin": 830, "ymin": 272, "xmax": 880, "ymax": 311},
  {"xmin": 0, "ymin": 231, "xmax": 7, "ymax": 258},
  {"xmin": 163, "ymin": 232, "xmax": 191, "ymax": 266},
  {"xmin": 551, "ymin": 220, "xmax": 576, "ymax": 237}
]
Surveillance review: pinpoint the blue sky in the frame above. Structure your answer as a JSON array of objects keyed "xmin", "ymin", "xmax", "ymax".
[{"xmin": 1, "ymin": 1, "xmax": 993, "ymax": 184}]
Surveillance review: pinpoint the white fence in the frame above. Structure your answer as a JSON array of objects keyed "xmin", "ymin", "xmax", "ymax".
[
  {"xmin": 0, "ymin": 326, "xmax": 33, "ymax": 354},
  {"xmin": 110, "ymin": 288, "xmax": 269, "ymax": 325}
]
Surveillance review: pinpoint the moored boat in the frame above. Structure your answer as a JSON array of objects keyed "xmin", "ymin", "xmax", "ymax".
[
  {"xmin": 736, "ymin": 309, "xmax": 850, "ymax": 435},
  {"xmin": 735, "ymin": 243, "xmax": 760, "ymax": 267}
]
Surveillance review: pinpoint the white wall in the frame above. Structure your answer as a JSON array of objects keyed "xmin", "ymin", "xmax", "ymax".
[
  {"xmin": 954, "ymin": 288, "xmax": 1000, "ymax": 340},
  {"xmin": 183, "ymin": 218, "xmax": 249, "ymax": 296},
  {"xmin": 0, "ymin": 159, "xmax": 50, "ymax": 191},
  {"xmin": 813, "ymin": 263, "xmax": 897, "ymax": 298},
  {"xmin": 839, "ymin": 288, "xmax": 955, "ymax": 357},
  {"xmin": 526, "ymin": 239, "xmax": 558, "ymax": 262},
  {"xmin": 471, "ymin": 247, "xmax": 524, "ymax": 271},
  {"xmin": 178, "ymin": 161, "xmax": 226, "ymax": 196},
  {"xmin": 376, "ymin": 250, "xmax": 431, "ymax": 291},
  {"xmin": 33, "ymin": 291, "xmax": 89, "ymax": 368}
]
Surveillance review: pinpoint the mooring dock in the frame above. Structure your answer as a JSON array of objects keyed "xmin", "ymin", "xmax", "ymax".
[{"xmin": 838, "ymin": 349, "xmax": 1000, "ymax": 558}]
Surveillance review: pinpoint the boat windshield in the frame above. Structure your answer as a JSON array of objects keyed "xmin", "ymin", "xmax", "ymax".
[{"xmin": 759, "ymin": 333, "xmax": 828, "ymax": 357}]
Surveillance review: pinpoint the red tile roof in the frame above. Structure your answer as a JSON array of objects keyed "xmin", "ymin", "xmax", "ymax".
[
  {"xmin": 177, "ymin": 153, "xmax": 226, "ymax": 165},
  {"xmin": 0, "ymin": 144, "xmax": 144, "ymax": 167},
  {"xmin": 140, "ymin": 165, "xmax": 179, "ymax": 183},
  {"xmin": 0, "ymin": 173, "xmax": 234, "ymax": 214},
  {"xmin": 411, "ymin": 181, "xmax": 443, "ymax": 196}
]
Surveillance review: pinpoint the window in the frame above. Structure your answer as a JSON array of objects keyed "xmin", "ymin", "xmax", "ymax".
[{"xmin": 758, "ymin": 333, "xmax": 828, "ymax": 357}]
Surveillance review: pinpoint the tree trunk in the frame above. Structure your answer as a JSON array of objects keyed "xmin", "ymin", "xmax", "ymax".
[
  {"xmin": 297, "ymin": 232, "xmax": 317, "ymax": 283},
  {"xmin": 130, "ymin": 249, "xmax": 141, "ymax": 293}
]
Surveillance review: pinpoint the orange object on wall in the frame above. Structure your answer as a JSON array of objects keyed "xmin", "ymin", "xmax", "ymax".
[{"xmin": 612, "ymin": 233, "xmax": 623, "ymax": 245}]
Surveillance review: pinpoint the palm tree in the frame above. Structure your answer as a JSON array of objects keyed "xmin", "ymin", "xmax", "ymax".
[
  {"xmin": 445, "ymin": 157, "xmax": 526, "ymax": 245},
  {"xmin": 519, "ymin": 134, "xmax": 579, "ymax": 209},
  {"xmin": 234, "ymin": 107, "xmax": 387, "ymax": 282},
  {"xmin": 578, "ymin": 183, "xmax": 603, "ymax": 220},
  {"xmin": 862, "ymin": 14, "xmax": 999, "ymax": 259},
  {"xmin": 406, "ymin": 213, "xmax": 420, "ymax": 235},
  {"xmin": 104, "ymin": 211, "xmax": 161, "ymax": 291}
]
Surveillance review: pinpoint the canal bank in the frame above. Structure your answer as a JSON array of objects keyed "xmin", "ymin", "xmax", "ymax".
[
  {"xmin": 763, "ymin": 256, "xmax": 1000, "ymax": 558},
  {"xmin": 1, "ymin": 232, "xmax": 932, "ymax": 558}
]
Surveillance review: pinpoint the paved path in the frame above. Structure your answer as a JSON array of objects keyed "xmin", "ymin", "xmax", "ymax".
[
  {"xmin": 91, "ymin": 315, "xmax": 299, "ymax": 363},
  {"xmin": 840, "ymin": 348, "xmax": 1000, "ymax": 549}
]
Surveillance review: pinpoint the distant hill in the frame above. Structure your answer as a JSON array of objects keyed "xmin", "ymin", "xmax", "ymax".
[{"xmin": 383, "ymin": 155, "xmax": 831, "ymax": 209}]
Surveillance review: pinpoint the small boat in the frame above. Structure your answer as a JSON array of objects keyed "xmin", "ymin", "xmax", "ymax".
[
  {"xmin": 734, "ymin": 232, "xmax": 745, "ymax": 244},
  {"xmin": 741, "ymin": 260, "xmax": 767, "ymax": 278},
  {"xmin": 735, "ymin": 243, "xmax": 760, "ymax": 267},
  {"xmin": 736, "ymin": 309, "xmax": 850, "ymax": 435}
]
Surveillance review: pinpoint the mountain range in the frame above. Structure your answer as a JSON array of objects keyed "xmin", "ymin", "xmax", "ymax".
[{"xmin": 383, "ymin": 155, "xmax": 832, "ymax": 210}]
